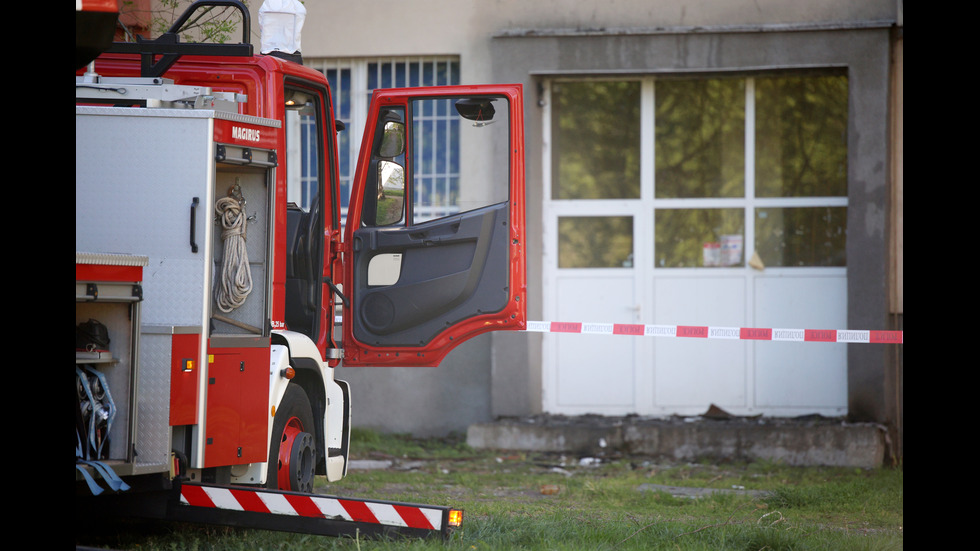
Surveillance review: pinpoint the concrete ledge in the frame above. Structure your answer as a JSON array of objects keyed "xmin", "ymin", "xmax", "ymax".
[{"xmin": 467, "ymin": 415, "xmax": 887, "ymax": 468}]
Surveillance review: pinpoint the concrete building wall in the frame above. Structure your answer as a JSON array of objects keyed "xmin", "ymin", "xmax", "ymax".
[
  {"xmin": 294, "ymin": 1, "xmax": 902, "ymax": 444},
  {"xmin": 336, "ymin": 335, "xmax": 493, "ymax": 437}
]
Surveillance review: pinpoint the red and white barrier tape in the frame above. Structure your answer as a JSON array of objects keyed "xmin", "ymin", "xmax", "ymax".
[
  {"xmin": 180, "ymin": 484, "xmax": 444, "ymax": 531},
  {"xmin": 525, "ymin": 321, "xmax": 903, "ymax": 344}
]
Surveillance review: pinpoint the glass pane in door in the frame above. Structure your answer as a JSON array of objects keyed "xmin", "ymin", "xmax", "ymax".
[
  {"xmin": 755, "ymin": 206, "xmax": 847, "ymax": 267},
  {"xmin": 558, "ymin": 216, "xmax": 634, "ymax": 268},
  {"xmin": 654, "ymin": 208, "xmax": 745, "ymax": 268},
  {"xmin": 755, "ymin": 73, "xmax": 848, "ymax": 198},
  {"xmin": 655, "ymin": 78, "xmax": 745, "ymax": 198},
  {"xmin": 551, "ymin": 81, "xmax": 641, "ymax": 200}
]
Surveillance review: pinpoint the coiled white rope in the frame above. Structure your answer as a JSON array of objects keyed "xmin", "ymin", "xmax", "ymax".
[{"xmin": 215, "ymin": 194, "xmax": 252, "ymax": 312}]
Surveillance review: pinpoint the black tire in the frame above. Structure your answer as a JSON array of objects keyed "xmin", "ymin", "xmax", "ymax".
[{"xmin": 267, "ymin": 384, "xmax": 317, "ymax": 492}]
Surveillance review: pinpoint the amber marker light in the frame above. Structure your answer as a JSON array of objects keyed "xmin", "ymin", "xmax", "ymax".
[
  {"xmin": 280, "ymin": 366, "xmax": 295, "ymax": 379},
  {"xmin": 448, "ymin": 509, "xmax": 463, "ymax": 527}
]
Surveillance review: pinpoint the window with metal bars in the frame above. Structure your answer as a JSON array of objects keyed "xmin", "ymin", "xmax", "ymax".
[{"xmin": 307, "ymin": 57, "xmax": 461, "ymax": 225}]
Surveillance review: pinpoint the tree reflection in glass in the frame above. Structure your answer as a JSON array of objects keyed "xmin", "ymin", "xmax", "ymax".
[
  {"xmin": 655, "ymin": 78, "xmax": 745, "ymax": 198},
  {"xmin": 552, "ymin": 81, "xmax": 641, "ymax": 200},
  {"xmin": 755, "ymin": 74, "xmax": 848, "ymax": 198},
  {"xmin": 558, "ymin": 216, "xmax": 633, "ymax": 268}
]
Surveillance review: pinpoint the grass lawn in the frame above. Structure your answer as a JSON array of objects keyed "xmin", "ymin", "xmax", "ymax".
[{"xmin": 76, "ymin": 429, "xmax": 903, "ymax": 550}]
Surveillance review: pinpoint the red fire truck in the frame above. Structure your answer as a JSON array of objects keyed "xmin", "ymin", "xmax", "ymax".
[{"xmin": 76, "ymin": 0, "xmax": 525, "ymax": 538}]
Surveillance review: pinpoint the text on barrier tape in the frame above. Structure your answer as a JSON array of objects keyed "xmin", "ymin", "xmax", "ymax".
[{"xmin": 525, "ymin": 322, "xmax": 903, "ymax": 344}]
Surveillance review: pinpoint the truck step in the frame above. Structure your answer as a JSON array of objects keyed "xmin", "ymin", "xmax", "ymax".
[{"xmin": 168, "ymin": 481, "xmax": 461, "ymax": 539}]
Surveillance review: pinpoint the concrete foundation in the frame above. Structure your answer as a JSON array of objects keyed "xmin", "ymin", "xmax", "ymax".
[{"xmin": 467, "ymin": 414, "xmax": 887, "ymax": 468}]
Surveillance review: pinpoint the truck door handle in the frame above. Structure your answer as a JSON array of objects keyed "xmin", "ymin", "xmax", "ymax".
[{"xmin": 190, "ymin": 197, "xmax": 200, "ymax": 253}]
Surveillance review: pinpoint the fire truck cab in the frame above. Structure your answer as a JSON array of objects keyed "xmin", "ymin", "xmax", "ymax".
[{"xmin": 76, "ymin": 0, "xmax": 525, "ymax": 505}]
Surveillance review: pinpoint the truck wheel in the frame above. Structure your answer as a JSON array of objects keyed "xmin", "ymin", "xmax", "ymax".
[{"xmin": 268, "ymin": 384, "xmax": 316, "ymax": 493}]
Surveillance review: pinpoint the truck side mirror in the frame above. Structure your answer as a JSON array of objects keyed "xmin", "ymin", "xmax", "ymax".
[
  {"xmin": 375, "ymin": 160, "xmax": 405, "ymax": 226},
  {"xmin": 454, "ymin": 98, "xmax": 496, "ymax": 124},
  {"xmin": 378, "ymin": 121, "xmax": 405, "ymax": 158}
]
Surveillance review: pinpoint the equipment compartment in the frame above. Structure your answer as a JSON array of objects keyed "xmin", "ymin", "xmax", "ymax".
[{"xmin": 75, "ymin": 253, "xmax": 148, "ymax": 476}]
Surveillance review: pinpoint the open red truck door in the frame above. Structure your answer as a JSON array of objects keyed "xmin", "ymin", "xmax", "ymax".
[{"xmin": 341, "ymin": 85, "xmax": 526, "ymax": 367}]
